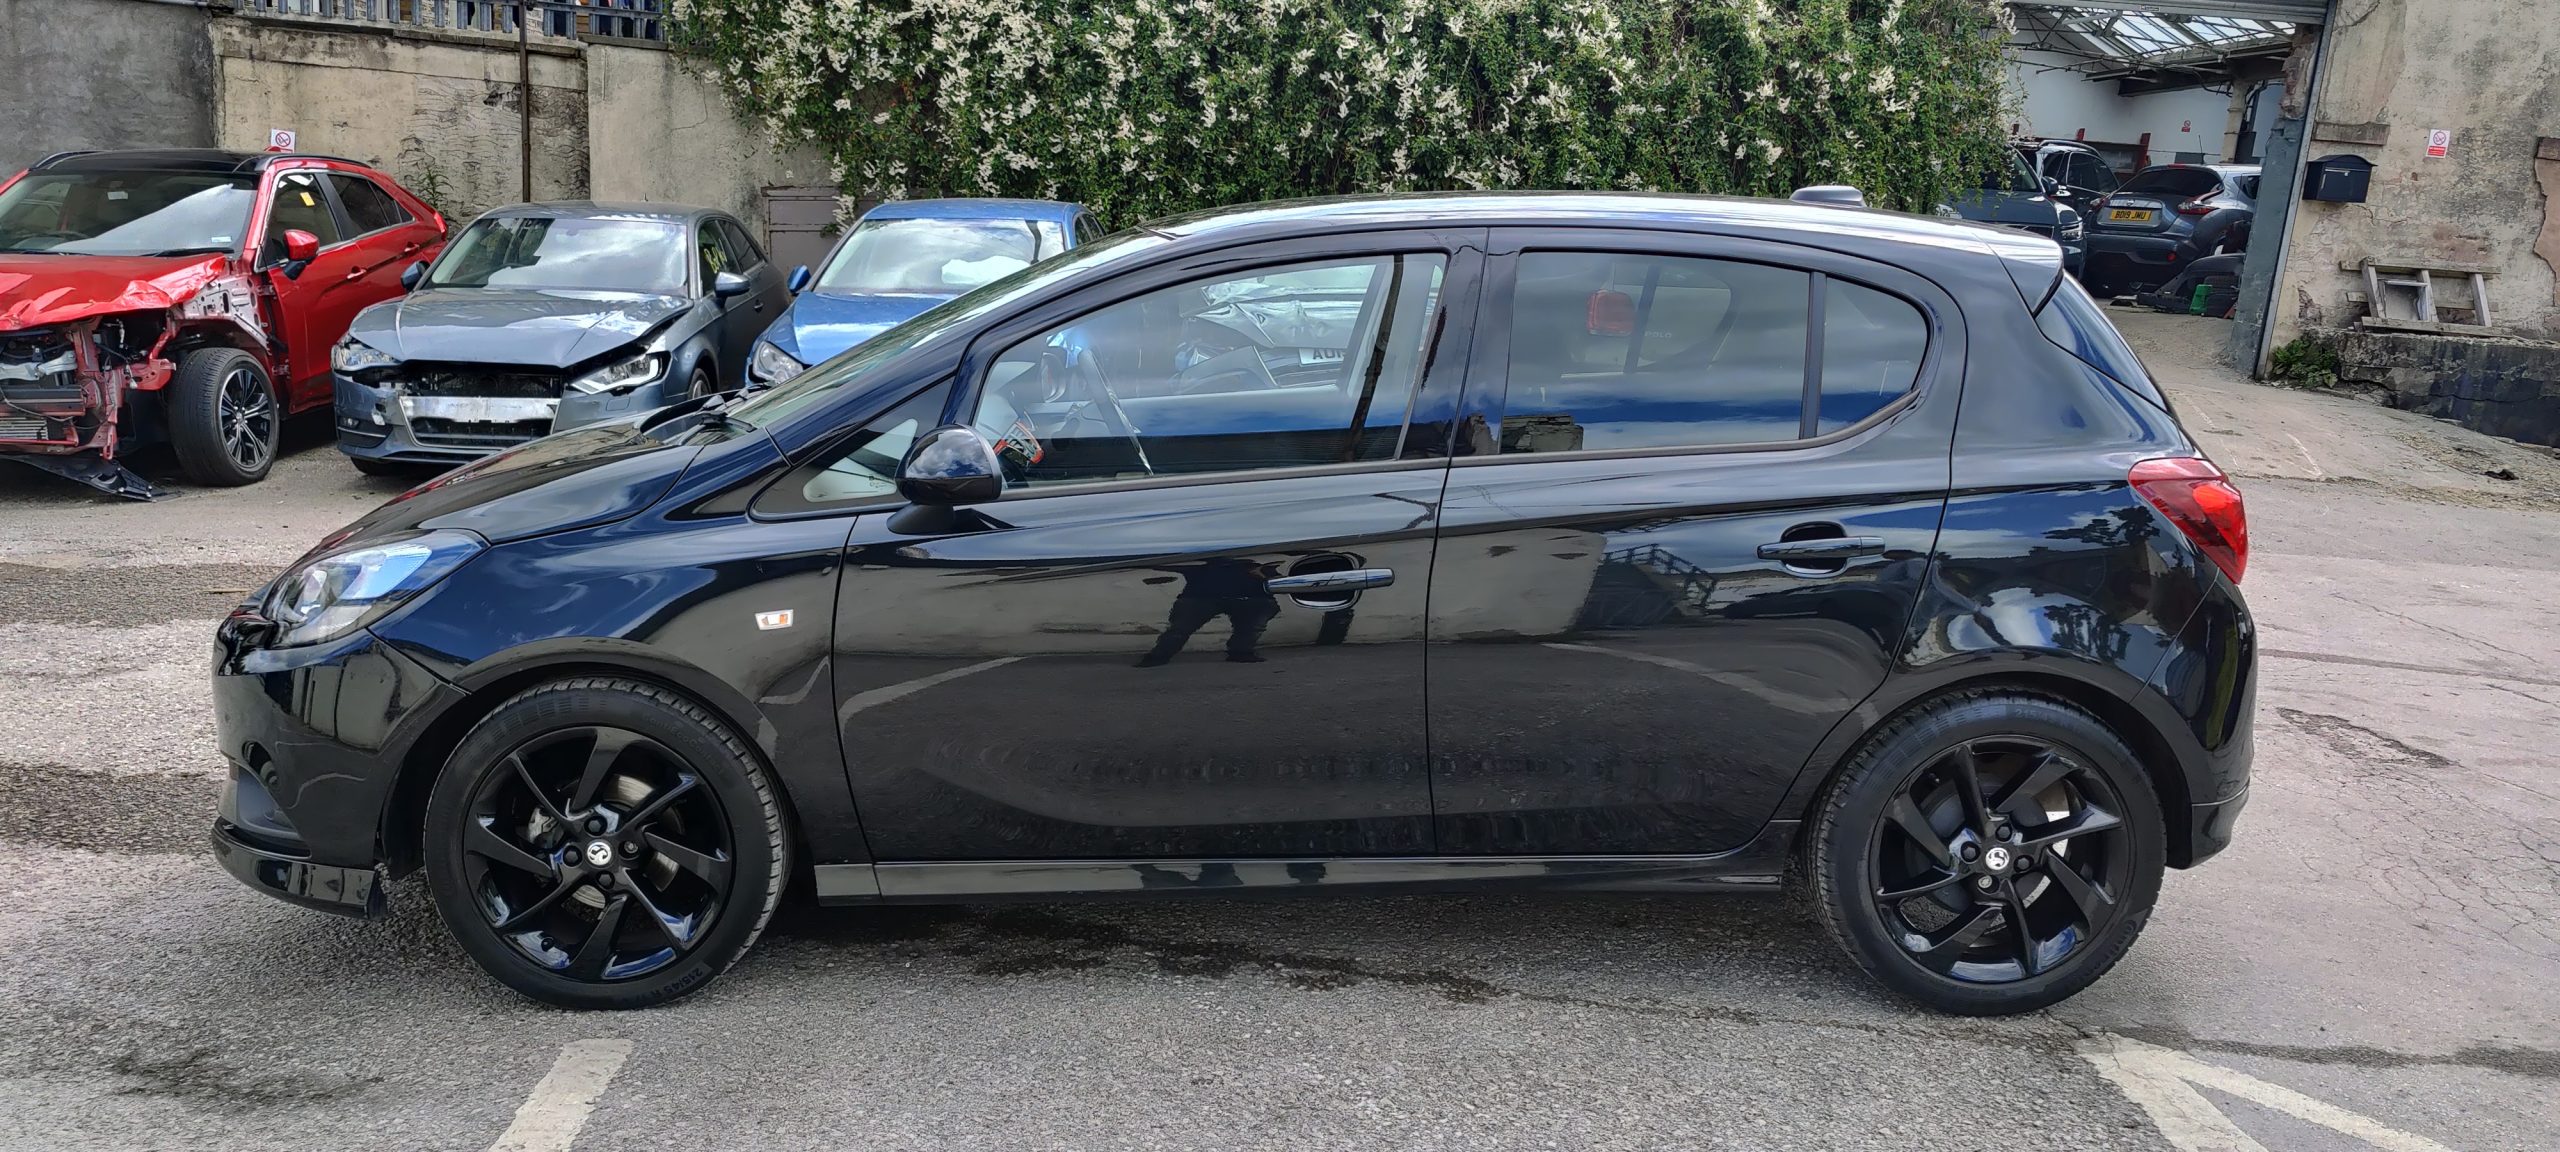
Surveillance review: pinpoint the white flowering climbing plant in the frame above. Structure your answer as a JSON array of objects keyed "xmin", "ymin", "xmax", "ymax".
[{"xmin": 670, "ymin": 0, "xmax": 2014, "ymax": 224}]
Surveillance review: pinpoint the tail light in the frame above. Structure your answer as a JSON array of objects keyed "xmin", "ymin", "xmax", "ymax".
[
  {"xmin": 2175, "ymin": 197, "xmax": 2215, "ymax": 217},
  {"xmin": 2130, "ymin": 457, "xmax": 2247, "ymax": 583},
  {"xmin": 2093, "ymin": 195, "xmax": 2112, "ymax": 211},
  {"xmin": 1587, "ymin": 290, "xmax": 1635, "ymax": 336}
]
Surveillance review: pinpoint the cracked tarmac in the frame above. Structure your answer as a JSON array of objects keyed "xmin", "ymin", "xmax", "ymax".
[{"xmin": 1, "ymin": 312, "xmax": 2555, "ymax": 1149}]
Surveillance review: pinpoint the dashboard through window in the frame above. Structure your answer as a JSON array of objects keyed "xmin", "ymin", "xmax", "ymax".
[{"xmin": 970, "ymin": 253, "xmax": 1446, "ymax": 489}]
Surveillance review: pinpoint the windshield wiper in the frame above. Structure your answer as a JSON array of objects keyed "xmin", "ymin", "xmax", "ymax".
[{"xmin": 142, "ymin": 246, "xmax": 232, "ymax": 258}]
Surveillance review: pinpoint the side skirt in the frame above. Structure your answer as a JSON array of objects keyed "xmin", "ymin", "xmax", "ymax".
[{"xmin": 813, "ymin": 821, "xmax": 1798, "ymax": 905}]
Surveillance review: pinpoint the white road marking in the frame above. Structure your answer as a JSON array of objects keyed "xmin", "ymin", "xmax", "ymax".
[
  {"xmin": 835, "ymin": 656, "xmax": 1025, "ymax": 720},
  {"xmin": 2287, "ymin": 433, "xmax": 2326, "ymax": 480},
  {"xmin": 2080, "ymin": 1034, "xmax": 2460, "ymax": 1152},
  {"xmin": 488, "ymin": 1038, "xmax": 634, "ymax": 1152}
]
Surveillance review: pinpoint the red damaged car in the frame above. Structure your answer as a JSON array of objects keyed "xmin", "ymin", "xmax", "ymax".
[{"xmin": 0, "ymin": 149, "xmax": 446, "ymax": 497}]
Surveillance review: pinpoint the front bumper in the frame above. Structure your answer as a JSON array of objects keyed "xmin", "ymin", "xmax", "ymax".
[
  {"xmin": 2186, "ymin": 786, "xmax": 2248, "ymax": 866},
  {"xmin": 209, "ymin": 610, "xmax": 467, "ymax": 911},
  {"xmin": 334, "ymin": 371, "xmax": 680, "ymax": 464}
]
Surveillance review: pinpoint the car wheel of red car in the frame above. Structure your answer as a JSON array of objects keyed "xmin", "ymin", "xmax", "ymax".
[{"xmin": 170, "ymin": 347, "xmax": 280, "ymax": 487}]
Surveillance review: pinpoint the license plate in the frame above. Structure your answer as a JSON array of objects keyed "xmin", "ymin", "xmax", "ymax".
[
  {"xmin": 2107, "ymin": 208, "xmax": 2156, "ymax": 224},
  {"xmin": 399, "ymin": 396, "xmax": 559, "ymax": 424}
]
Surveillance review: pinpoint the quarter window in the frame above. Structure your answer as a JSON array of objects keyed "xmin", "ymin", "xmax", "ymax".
[
  {"xmin": 971, "ymin": 253, "xmax": 1446, "ymax": 488},
  {"xmin": 760, "ymin": 383, "xmax": 950, "ymax": 514},
  {"xmin": 1493, "ymin": 251, "xmax": 1927, "ymax": 453},
  {"xmin": 327, "ymin": 175, "xmax": 411, "ymax": 235}
]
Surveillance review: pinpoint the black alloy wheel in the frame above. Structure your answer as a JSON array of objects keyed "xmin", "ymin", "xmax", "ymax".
[
  {"xmin": 425, "ymin": 678, "xmax": 787, "ymax": 1009},
  {"xmin": 1809, "ymin": 692, "xmax": 2163, "ymax": 1015},
  {"xmin": 1868, "ymin": 737, "xmax": 2130, "ymax": 984},
  {"xmin": 462, "ymin": 725, "xmax": 732, "ymax": 983}
]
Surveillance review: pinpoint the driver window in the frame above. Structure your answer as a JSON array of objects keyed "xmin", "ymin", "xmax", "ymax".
[
  {"xmin": 971, "ymin": 253, "xmax": 1446, "ymax": 489},
  {"xmin": 697, "ymin": 224, "xmax": 732, "ymax": 291},
  {"xmin": 262, "ymin": 171, "xmax": 342, "ymax": 259}
]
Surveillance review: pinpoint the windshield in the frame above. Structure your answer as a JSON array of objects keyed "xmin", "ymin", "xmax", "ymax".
[
  {"xmin": 424, "ymin": 215, "xmax": 689, "ymax": 294},
  {"xmin": 1981, "ymin": 150, "xmax": 2042, "ymax": 195},
  {"xmin": 729, "ymin": 226, "xmax": 1171, "ymax": 429},
  {"xmin": 816, "ymin": 216, "xmax": 1070, "ymax": 295},
  {"xmin": 0, "ymin": 170, "xmax": 258, "ymax": 256}
]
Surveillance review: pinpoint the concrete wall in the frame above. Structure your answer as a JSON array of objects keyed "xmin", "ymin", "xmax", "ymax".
[
  {"xmin": 2007, "ymin": 50, "xmax": 2235, "ymax": 166},
  {"xmin": 2272, "ymin": 0, "xmax": 2560, "ymax": 345},
  {"xmin": 208, "ymin": 16, "xmax": 590, "ymax": 221},
  {"xmin": 584, "ymin": 42, "xmax": 836, "ymax": 238},
  {"xmin": 0, "ymin": 0, "xmax": 215, "ymax": 175}
]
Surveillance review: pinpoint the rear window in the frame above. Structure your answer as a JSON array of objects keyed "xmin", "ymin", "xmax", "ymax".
[
  {"xmin": 2119, "ymin": 168, "xmax": 2222, "ymax": 199},
  {"xmin": 2037, "ymin": 277, "xmax": 2166, "ymax": 410}
]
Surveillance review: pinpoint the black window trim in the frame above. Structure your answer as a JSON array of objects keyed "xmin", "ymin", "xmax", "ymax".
[
  {"xmin": 1453, "ymin": 228, "xmax": 1941, "ymax": 469},
  {"xmin": 929, "ymin": 228, "xmax": 1487, "ymax": 504}
]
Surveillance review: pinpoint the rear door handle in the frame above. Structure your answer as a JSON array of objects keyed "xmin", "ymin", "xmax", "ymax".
[
  {"xmin": 1266, "ymin": 568, "xmax": 1394, "ymax": 593},
  {"xmin": 1756, "ymin": 537, "xmax": 1886, "ymax": 561}
]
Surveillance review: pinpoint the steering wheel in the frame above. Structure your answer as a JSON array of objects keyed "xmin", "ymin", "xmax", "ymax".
[{"xmin": 1051, "ymin": 345, "xmax": 1154, "ymax": 477}]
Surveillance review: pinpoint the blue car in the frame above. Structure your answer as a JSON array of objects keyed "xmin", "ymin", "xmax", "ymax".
[{"xmin": 747, "ymin": 198, "xmax": 1102, "ymax": 385}]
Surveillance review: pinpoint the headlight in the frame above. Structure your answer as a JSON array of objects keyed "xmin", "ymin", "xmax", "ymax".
[
  {"xmin": 566, "ymin": 352, "xmax": 668, "ymax": 395},
  {"xmin": 2058, "ymin": 212, "xmax": 2086, "ymax": 242},
  {"xmin": 332, "ymin": 336, "xmax": 397, "ymax": 374},
  {"xmin": 749, "ymin": 340, "xmax": 805, "ymax": 385},
  {"xmin": 262, "ymin": 530, "xmax": 482, "ymax": 647}
]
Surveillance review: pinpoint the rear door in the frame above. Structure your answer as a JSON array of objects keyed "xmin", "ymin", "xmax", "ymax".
[
  {"xmin": 1425, "ymin": 229, "xmax": 1959, "ymax": 856},
  {"xmin": 823, "ymin": 231, "xmax": 1481, "ymax": 861}
]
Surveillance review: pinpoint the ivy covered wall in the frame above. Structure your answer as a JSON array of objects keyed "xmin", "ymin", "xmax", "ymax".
[{"xmin": 670, "ymin": 0, "xmax": 2015, "ymax": 223}]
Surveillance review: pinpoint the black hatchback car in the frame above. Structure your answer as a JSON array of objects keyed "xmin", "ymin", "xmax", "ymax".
[{"xmin": 210, "ymin": 193, "xmax": 2253, "ymax": 1015}]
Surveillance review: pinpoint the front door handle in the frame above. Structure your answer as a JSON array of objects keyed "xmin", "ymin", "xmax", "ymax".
[
  {"xmin": 1266, "ymin": 568, "xmax": 1394, "ymax": 594},
  {"xmin": 1756, "ymin": 536, "xmax": 1886, "ymax": 562}
]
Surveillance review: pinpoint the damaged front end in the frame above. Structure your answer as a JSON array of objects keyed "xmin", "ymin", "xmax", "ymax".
[
  {"xmin": 0, "ymin": 313, "xmax": 177, "ymax": 499},
  {"xmin": 338, "ymin": 353, "xmax": 677, "ymax": 467}
]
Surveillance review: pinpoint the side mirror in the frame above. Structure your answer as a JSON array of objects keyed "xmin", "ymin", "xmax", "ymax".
[
  {"xmin": 786, "ymin": 265, "xmax": 812, "ymax": 294},
  {"xmin": 276, "ymin": 228, "xmax": 320, "ymax": 280},
  {"xmin": 399, "ymin": 261, "xmax": 426, "ymax": 291},
  {"xmin": 897, "ymin": 425, "xmax": 1005, "ymax": 507},
  {"xmin": 712, "ymin": 270, "xmax": 751, "ymax": 300},
  {"xmin": 2042, "ymin": 176, "xmax": 2064, "ymax": 198}
]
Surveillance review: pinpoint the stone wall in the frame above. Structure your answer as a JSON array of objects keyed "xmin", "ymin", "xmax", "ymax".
[
  {"xmin": 583, "ymin": 42, "xmax": 836, "ymax": 240},
  {"xmin": 208, "ymin": 16, "xmax": 591, "ymax": 221},
  {"xmin": 2271, "ymin": 0, "xmax": 2560, "ymax": 345},
  {"xmin": 2339, "ymin": 329, "xmax": 2560, "ymax": 447},
  {"xmin": 0, "ymin": 0, "xmax": 215, "ymax": 175}
]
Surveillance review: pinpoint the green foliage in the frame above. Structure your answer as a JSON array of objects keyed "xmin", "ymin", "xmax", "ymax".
[
  {"xmin": 670, "ymin": 0, "xmax": 2015, "ymax": 224},
  {"xmin": 2269, "ymin": 333, "xmax": 2340, "ymax": 389}
]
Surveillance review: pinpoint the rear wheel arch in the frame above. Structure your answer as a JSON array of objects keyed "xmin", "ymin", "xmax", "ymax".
[{"xmin": 1792, "ymin": 670, "xmax": 2193, "ymax": 866}]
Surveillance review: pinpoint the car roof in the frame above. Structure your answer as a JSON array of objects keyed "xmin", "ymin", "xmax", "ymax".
[
  {"xmin": 861, "ymin": 198, "xmax": 1084, "ymax": 224},
  {"xmin": 479, "ymin": 201, "xmax": 725, "ymax": 223},
  {"xmin": 30, "ymin": 148, "xmax": 377, "ymax": 175},
  {"xmin": 1144, "ymin": 190, "xmax": 2024, "ymax": 254}
]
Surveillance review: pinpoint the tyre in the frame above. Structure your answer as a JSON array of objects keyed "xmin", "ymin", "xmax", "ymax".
[
  {"xmin": 423, "ymin": 677, "xmax": 788, "ymax": 1010},
  {"xmin": 1806, "ymin": 690, "xmax": 2164, "ymax": 1015},
  {"xmin": 169, "ymin": 347, "xmax": 279, "ymax": 486},
  {"xmin": 686, "ymin": 364, "xmax": 716, "ymax": 399}
]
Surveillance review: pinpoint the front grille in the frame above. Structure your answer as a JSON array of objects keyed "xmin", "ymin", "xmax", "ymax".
[
  {"xmin": 395, "ymin": 366, "xmax": 567, "ymax": 399},
  {"xmin": 0, "ymin": 416, "xmax": 54, "ymax": 441},
  {"xmin": 410, "ymin": 417, "xmax": 551, "ymax": 451}
]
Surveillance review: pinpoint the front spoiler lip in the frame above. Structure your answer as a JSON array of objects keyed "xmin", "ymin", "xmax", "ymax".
[{"xmin": 210, "ymin": 822, "xmax": 388, "ymax": 918}]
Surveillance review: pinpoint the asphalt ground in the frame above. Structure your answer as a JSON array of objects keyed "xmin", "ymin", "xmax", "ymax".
[{"xmin": 1, "ymin": 311, "xmax": 2554, "ymax": 1150}]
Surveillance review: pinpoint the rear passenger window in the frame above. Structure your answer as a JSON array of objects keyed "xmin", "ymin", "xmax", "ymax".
[
  {"xmin": 1494, "ymin": 253, "xmax": 1927, "ymax": 453},
  {"xmin": 1819, "ymin": 279, "xmax": 1927, "ymax": 432},
  {"xmin": 327, "ymin": 175, "xmax": 410, "ymax": 235},
  {"xmin": 1497, "ymin": 252, "xmax": 1809, "ymax": 452}
]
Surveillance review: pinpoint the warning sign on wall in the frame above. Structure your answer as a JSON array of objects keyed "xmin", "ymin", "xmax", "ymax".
[
  {"xmin": 2426, "ymin": 129, "xmax": 2451, "ymax": 158},
  {"xmin": 268, "ymin": 128, "xmax": 297, "ymax": 152}
]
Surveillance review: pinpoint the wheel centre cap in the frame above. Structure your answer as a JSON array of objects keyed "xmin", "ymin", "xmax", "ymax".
[
  {"xmin": 584, "ymin": 841, "xmax": 615, "ymax": 868},
  {"xmin": 1983, "ymin": 845, "xmax": 2012, "ymax": 873}
]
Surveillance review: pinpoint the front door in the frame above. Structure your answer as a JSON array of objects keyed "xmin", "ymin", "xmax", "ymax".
[
  {"xmin": 256, "ymin": 168, "xmax": 364, "ymax": 405},
  {"xmin": 829, "ymin": 241, "xmax": 1470, "ymax": 860},
  {"xmin": 1426, "ymin": 230, "xmax": 1961, "ymax": 856}
]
